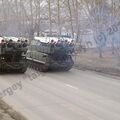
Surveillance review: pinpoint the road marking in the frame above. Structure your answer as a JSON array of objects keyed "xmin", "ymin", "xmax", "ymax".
[{"xmin": 65, "ymin": 84, "xmax": 79, "ymax": 90}]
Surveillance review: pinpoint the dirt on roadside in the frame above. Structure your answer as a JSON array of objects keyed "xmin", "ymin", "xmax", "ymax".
[
  {"xmin": 73, "ymin": 50, "xmax": 120, "ymax": 77},
  {"xmin": 0, "ymin": 99, "xmax": 27, "ymax": 120}
]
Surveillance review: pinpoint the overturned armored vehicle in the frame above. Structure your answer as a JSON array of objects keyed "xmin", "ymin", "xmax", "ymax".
[
  {"xmin": 27, "ymin": 38, "xmax": 74, "ymax": 72},
  {"xmin": 0, "ymin": 37, "xmax": 28, "ymax": 73}
]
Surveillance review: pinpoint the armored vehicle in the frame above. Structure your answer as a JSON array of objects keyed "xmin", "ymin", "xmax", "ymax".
[
  {"xmin": 0, "ymin": 37, "xmax": 28, "ymax": 73},
  {"xmin": 27, "ymin": 38, "xmax": 74, "ymax": 72}
]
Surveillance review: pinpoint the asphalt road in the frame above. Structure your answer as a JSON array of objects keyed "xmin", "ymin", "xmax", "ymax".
[{"xmin": 0, "ymin": 68, "xmax": 120, "ymax": 120}]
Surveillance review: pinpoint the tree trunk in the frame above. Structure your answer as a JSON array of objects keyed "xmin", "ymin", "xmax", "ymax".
[
  {"xmin": 75, "ymin": 0, "xmax": 79, "ymax": 42},
  {"xmin": 57, "ymin": 0, "xmax": 61, "ymax": 37},
  {"xmin": 48, "ymin": 0, "xmax": 52, "ymax": 36},
  {"xmin": 67, "ymin": 0, "xmax": 74, "ymax": 38}
]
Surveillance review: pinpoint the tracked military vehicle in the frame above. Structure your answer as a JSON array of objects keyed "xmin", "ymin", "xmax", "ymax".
[
  {"xmin": 27, "ymin": 38, "xmax": 74, "ymax": 72},
  {"xmin": 0, "ymin": 37, "xmax": 28, "ymax": 73}
]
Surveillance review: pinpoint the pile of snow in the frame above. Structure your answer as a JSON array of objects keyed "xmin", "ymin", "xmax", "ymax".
[{"xmin": 35, "ymin": 37, "xmax": 73, "ymax": 43}]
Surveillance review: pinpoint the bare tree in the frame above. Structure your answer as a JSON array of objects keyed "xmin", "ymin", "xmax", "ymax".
[
  {"xmin": 67, "ymin": 0, "xmax": 74, "ymax": 38},
  {"xmin": 48, "ymin": 0, "xmax": 52, "ymax": 36},
  {"xmin": 57, "ymin": 0, "xmax": 61, "ymax": 36}
]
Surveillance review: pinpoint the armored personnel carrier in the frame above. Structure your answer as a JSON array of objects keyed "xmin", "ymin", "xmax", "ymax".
[
  {"xmin": 0, "ymin": 37, "xmax": 28, "ymax": 73},
  {"xmin": 27, "ymin": 37, "xmax": 74, "ymax": 72}
]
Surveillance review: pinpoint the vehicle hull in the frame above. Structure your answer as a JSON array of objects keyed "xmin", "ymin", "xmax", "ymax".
[{"xmin": 0, "ymin": 58, "xmax": 27, "ymax": 73}]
